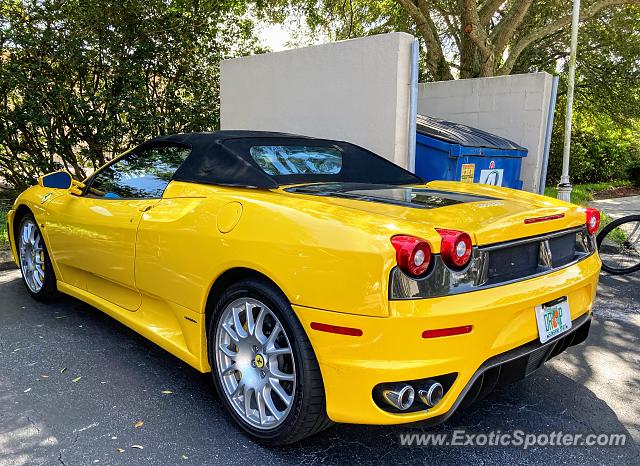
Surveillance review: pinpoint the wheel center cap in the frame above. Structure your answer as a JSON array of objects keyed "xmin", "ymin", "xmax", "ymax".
[{"xmin": 254, "ymin": 353, "xmax": 265, "ymax": 369}]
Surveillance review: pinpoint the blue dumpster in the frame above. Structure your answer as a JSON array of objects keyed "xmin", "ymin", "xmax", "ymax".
[{"xmin": 414, "ymin": 115, "xmax": 527, "ymax": 189}]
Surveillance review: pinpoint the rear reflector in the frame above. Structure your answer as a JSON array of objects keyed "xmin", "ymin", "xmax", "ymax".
[
  {"xmin": 422, "ymin": 325, "xmax": 473, "ymax": 339},
  {"xmin": 524, "ymin": 213, "xmax": 565, "ymax": 224},
  {"xmin": 311, "ymin": 322, "xmax": 363, "ymax": 337}
]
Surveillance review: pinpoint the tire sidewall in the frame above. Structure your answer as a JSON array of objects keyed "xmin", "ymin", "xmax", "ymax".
[{"xmin": 207, "ymin": 279, "xmax": 310, "ymax": 443}]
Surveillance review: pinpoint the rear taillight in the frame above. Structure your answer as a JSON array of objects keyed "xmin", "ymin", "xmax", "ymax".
[
  {"xmin": 586, "ymin": 208, "xmax": 600, "ymax": 235},
  {"xmin": 391, "ymin": 235, "xmax": 432, "ymax": 278},
  {"xmin": 436, "ymin": 229, "xmax": 472, "ymax": 270}
]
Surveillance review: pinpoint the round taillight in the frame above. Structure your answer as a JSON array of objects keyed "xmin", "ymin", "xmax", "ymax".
[
  {"xmin": 585, "ymin": 207, "xmax": 601, "ymax": 235},
  {"xmin": 436, "ymin": 228, "xmax": 473, "ymax": 270},
  {"xmin": 391, "ymin": 235, "xmax": 432, "ymax": 278}
]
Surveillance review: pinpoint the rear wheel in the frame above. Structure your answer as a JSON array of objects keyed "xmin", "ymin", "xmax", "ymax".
[
  {"xmin": 17, "ymin": 214, "xmax": 58, "ymax": 301},
  {"xmin": 208, "ymin": 278, "xmax": 331, "ymax": 445}
]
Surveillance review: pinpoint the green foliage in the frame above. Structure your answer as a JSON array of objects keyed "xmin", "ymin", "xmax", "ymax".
[
  {"xmin": 0, "ymin": 0, "xmax": 263, "ymax": 189},
  {"xmin": 546, "ymin": 108, "xmax": 640, "ymax": 184},
  {"xmin": 516, "ymin": 5, "xmax": 640, "ymax": 185},
  {"xmin": 627, "ymin": 159, "xmax": 640, "ymax": 187},
  {"xmin": 0, "ymin": 200, "xmax": 9, "ymax": 247},
  {"xmin": 544, "ymin": 181, "xmax": 631, "ymax": 205}
]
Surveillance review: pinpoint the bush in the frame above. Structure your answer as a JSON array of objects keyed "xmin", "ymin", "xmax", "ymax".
[
  {"xmin": 627, "ymin": 159, "xmax": 640, "ymax": 187},
  {"xmin": 546, "ymin": 99, "xmax": 640, "ymax": 185}
]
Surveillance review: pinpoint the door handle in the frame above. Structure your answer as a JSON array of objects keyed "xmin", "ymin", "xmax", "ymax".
[{"xmin": 139, "ymin": 205, "xmax": 154, "ymax": 212}]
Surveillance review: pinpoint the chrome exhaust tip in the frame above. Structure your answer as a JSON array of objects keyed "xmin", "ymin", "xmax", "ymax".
[
  {"xmin": 382, "ymin": 384, "xmax": 415, "ymax": 411},
  {"xmin": 418, "ymin": 381, "xmax": 444, "ymax": 407}
]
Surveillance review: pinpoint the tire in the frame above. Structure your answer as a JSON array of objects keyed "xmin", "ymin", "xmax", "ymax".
[
  {"xmin": 17, "ymin": 214, "xmax": 59, "ymax": 301},
  {"xmin": 596, "ymin": 214, "xmax": 640, "ymax": 275},
  {"xmin": 207, "ymin": 278, "xmax": 331, "ymax": 445}
]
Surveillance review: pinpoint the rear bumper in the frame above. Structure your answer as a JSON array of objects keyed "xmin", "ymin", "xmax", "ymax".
[
  {"xmin": 292, "ymin": 253, "xmax": 600, "ymax": 425},
  {"xmin": 419, "ymin": 313, "xmax": 591, "ymax": 427}
]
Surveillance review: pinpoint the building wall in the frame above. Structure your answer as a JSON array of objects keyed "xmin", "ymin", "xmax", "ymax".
[
  {"xmin": 418, "ymin": 72, "xmax": 557, "ymax": 193},
  {"xmin": 220, "ymin": 33, "xmax": 416, "ymax": 168}
]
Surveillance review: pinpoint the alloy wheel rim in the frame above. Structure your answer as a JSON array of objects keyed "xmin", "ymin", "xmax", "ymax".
[
  {"xmin": 19, "ymin": 220, "xmax": 45, "ymax": 293},
  {"xmin": 215, "ymin": 297, "xmax": 296, "ymax": 430}
]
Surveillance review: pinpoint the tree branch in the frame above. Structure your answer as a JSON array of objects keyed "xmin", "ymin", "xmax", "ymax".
[
  {"xmin": 490, "ymin": 0, "xmax": 533, "ymax": 56},
  {"xmin": 479, "ymin": 0, "xmax": 505, "ymax": 25},
  {"xmin": 498, "ymin": 0, "xmax": 640, "ymax": 75},
  {"xmin": 396, "ymin": 0, "xmax": 454, "ymax": 80},
  {"xmin": 460, "ymin": 0, "xmax": 495, "ymax": 75}
]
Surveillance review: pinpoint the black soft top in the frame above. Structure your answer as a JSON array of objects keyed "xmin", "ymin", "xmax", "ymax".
[{"xmin": 137, "ymin": 131, "xmax": 422, "ymax": 189}]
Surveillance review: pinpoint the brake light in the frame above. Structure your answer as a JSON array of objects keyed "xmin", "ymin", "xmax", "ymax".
[
  {"xmin": 436, "ymin": 229, "xmax": 472, "ymax": 270},
  {"xmin": 524, "ymin": 213, "xmax": 565, "ymax": 224},
  {"xmin": 391, "ymin": 235, "xmax": 432, "ymax": 278},
  {"xmin": 585, "ymin": 208, "xmax": 601, "ymax": 235}
]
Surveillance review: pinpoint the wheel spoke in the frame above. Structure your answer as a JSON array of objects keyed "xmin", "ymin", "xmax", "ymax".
[
  {"xmin": 232, "ymin": 306, "xmax": 248, "ymax": 339},
  {"xmin": 269, "ymin": 379, "xmax": 292, "ymax": 406},
  {"xmin": 262, "ymin": 386, "xmax": 284, "ymax": 421},
  {"xmin": 218, "ymin": 343, "xmax": 237, "ymax": 358},
  {"xmin": 33, "ymin": 270, "xmax": 43, "ymax": 288},
  {"xmin": 244, "ymin": 387, "xmax": 254, "ymax": 418},
  {"xmin": 245, "ymin": 302, "xmax": 256, "ymax": 336},
  {"xmin": 265, "ymin": 346, "xmax": 291, "ymax": 356},
  {"xmin": 254, "ymin": 307, "xmax": 268, "ymax": 344},
  {"xmin": 265, "ymin": 322, "xmax": 282, "ymax": 351},
  {"xmin": 221, "ymin": 363, "xmax": 238, "ymax": 377},
  {"xmin": 231, "ymin": 380, "xmax": 244, "ymax": 398},
  {"xmin": 269, "ymin": 366, "xmax": 294, "ymax": 382},
  {"xmin": 222, "ymin": 322, "xmax": 240, "ymax": 343},
  {"xmin": 21, "ymin": 223, "xmax": 30, "ymax": 243},
  {"xmin": 28, "ymin": 224, "xmax": 36, "ymax": 244},
  {"xmin": 256, "ymin": 389, "xmax": 267, "ymax": 425}
]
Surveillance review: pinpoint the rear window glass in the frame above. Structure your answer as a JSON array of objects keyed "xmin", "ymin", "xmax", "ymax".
[{"xmin": 249, "ymin": 146, "xmax": 342, "ymax": 176}]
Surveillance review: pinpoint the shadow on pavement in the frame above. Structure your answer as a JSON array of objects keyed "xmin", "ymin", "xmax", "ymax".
[{"xmin": 0, "ymin": 268, "xmax": 637, "ymax": 465}]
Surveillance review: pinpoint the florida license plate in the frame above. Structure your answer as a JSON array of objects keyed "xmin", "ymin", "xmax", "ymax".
[{"xmin": 535, "ymin": 297, "xmax": 572, "ymax": 343}]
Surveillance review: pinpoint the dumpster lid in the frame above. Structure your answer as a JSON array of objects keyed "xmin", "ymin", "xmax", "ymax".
[{"xmin": 416, "ymin": 114, "xmax": 526, "ymax": 152}]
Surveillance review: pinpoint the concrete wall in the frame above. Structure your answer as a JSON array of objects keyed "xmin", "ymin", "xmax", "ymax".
[
  {"xmin": 221, "ymin": 33, "xmax": 416, "ymax": 168},
  {"xmin": 418, "ymin": 72, "xmax": 557, "ymax": 193}
]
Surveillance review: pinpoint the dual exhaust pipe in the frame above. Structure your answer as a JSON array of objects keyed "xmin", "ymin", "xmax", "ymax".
[{"xmin": 382, "ymin": 380, "xmax": 444, "ymax": 411}]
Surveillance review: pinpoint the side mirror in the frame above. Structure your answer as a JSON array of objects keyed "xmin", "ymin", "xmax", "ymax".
[
  {"xmin": 38, "ymin": 171, "xmax": 85, "ymax": 195},
  {"xmin": 39, "ymin": 171, "xmax": 73, "ymax": 189}
]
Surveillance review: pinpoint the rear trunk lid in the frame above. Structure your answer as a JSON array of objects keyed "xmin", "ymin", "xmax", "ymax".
[{"xmin": 283, "ymin": 181, "xmax": 585, "ymax": 247}]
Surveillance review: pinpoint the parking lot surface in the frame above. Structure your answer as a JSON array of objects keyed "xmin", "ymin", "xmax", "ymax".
[{"xmin": 0, "ymin": 265, "xmax": 638, "ymax": 465}]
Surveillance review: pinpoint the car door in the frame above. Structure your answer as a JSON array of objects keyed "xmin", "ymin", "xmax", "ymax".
[{"xmin": 44, "ymin": 144, "xmax": 191, "ymax": 311}]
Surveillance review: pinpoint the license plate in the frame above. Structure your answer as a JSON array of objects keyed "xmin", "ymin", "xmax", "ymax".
[{"xmin": 535, "ymin": 297, "xmax": 572, "ymax": 343}]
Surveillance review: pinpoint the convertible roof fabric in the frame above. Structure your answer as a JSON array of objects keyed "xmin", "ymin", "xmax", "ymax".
[{"xmin": 139, "ymin": 131, "xmax": 422, "ymax": 189}]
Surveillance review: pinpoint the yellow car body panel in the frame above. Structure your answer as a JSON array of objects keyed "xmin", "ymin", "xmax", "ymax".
[
  {"xmin": 294, "ymin": 253, "xmax": 599, "ymax": 423},
  {"xmin": 7, "ymin": 172, "xmax": 600, "ymax": 425}
]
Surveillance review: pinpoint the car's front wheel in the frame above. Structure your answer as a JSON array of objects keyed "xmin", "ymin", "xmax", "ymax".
[
  {"xmin": 208, "ymin": 278, "xmax": 331, "ymax": 445},
  {"xmin": 17, "ymin": 214, "xmax": 58, "ymax": 301}
]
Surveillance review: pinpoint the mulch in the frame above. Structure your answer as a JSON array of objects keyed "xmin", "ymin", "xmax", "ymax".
[
  {"xmin": 0, "ymin": 248, "xmax": 16, "ymax": 271},
  {"xmin": 592, "ymin": 186, "xmax": 640, "ymax": 200}
]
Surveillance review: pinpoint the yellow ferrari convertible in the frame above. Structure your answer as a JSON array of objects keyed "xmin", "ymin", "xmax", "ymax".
[{"xmin": 6, "ymin": 131, "xmax": 601, "ymax": 445}]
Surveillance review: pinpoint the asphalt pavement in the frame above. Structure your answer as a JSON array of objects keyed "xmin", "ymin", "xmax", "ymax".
[
  {"xmin": 590, "ymin": 195, "xmax": 640, "ymax": 220},
  {"xmin": 0, "ymin": 263, "xmax": 638, "ymax": 465}
]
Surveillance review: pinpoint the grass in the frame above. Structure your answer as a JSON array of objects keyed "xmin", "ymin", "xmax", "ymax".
[
  {"xmin": 543, "ymin": 180, "xmax": 632, "ymax": 206},
  {"xmin": 544, "ymin": 181, "xmax": 633, "ymax": 240}
]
